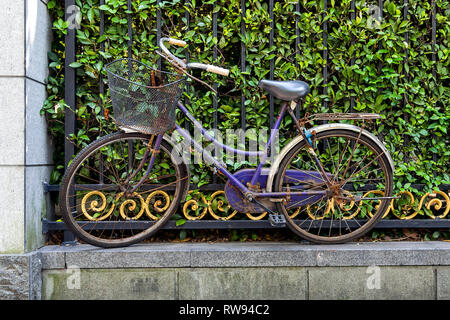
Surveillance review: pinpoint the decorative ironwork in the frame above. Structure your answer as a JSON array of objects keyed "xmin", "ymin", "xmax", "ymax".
[
  {"xmin": 183, "ymin": 190, "xmax": 208, "ymax": 220},
  {"xmin": 391, "ymin": 190, "xmax": 450, "ymax": 220},
  {"xmin": 80, "ymin": 189, "xmax": 449, "ymax": 222},
  {"xmin": 81, "ymin": 190, "xmax": 171, "ymax": 221}
]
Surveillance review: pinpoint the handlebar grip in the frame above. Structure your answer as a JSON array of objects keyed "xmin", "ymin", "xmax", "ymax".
[
  {"xmin": 168, "ymin": 38, "xmax": 187, "ymax": 47},
  {"xmin": 206, "ymin": 65, "xmax": 230, "ymax": 77}
]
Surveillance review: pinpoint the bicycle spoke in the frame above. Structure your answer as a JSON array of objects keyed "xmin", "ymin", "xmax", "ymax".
[
  {"xmin": 286, "ymin": 194, "xmax": 324, "ymax": 210},
  {"xmin": 284, "ymin": 170, "xmax": 326, "ymax": 185},
  {"xmin": 276, "ymin": 129, "xmax": 392, "ymax": 243},
  {"xmin": 333, "ymin": 137, "xmax": 351, "ymax": 183},
  {"xmin": 340, "ymin": 151, "xmax": 386, "ymax": 188},
  {"xmin": 339, "ymin": 129, "xmax": 363, "ymax": 182},
  {"xmin": 60, "ymin": 133, "xmax": 184, "ymax": 247}
]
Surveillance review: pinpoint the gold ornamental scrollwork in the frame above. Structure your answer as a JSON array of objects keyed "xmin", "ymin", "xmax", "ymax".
[
  {"xmin": 426, "ymin": 191, "xmax": 450, "ymax": 219},
  {"xmin": 362, "ymin": 190, "xmax": 392, "ymax": 219},
  {"xmin": 145, "ymin": 190, "xmax": 171, "ymax": 220},
  {"xmin": 208, "ymin": 191, "xmax": 238, "ymax": 220},
  {"xmin": 80, "ymin": 189, "xmax": 449, "ymax": 221},
  {"xmin": 305, "ymin": 190, "xmax": 391, "ymax": 220},
  {"xmin": 81, "ymin": 190, "xmax": 171, "ymax": 221},
  {"xmin": 392, "ymin": 190, "xmax": 450, "ymax": 220},
  {"xmin": 81, "ymin": 190, "xmax": 116, "ymax": 221},
  {"xmin": 118, "ymin": 192, "xmax": 146, "ymax": 220},
  {"xmin": 183, "ymin": 190, "xmax": 208, "ymax": 220}
]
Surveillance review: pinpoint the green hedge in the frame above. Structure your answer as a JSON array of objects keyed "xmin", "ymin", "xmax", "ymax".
[{"xmin": 42, "ymin": 0, "xmax": 449, "ymax": 193}]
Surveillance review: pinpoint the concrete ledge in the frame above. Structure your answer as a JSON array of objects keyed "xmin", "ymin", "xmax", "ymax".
[
  {"xmin": 437, "ymin": 267, "xmax": 450, "ymax": 300},
  {"xmin": 178, "ymin": 267, "xmax": 307, "ymax": 300},
  {"xmin": 43, "ymin": 268, "xmax": 178, "ymax": 300},
  {"xmin": 39, "ymin": 241, "xmax": 450, "ymax": 269},
  {"xmin": 41, "ymin": 265, "xmax": 450, "ymax": 300},
  {"xmin": 38, "ymin": 242, "xmax": 450, "ymax": 300},
  {"xmin": 308, "ymin": 266, "xmax": 436, "ymax": 300}
]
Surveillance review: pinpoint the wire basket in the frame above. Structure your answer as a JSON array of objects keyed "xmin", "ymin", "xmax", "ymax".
[{"xmin": 105, "ymin": 58, "xmax": 185, "ymax": 134}]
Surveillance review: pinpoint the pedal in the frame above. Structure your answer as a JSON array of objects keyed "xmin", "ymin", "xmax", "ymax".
[{"xmin": 268, "ymin": 214, "xmax": 286, "ymax": 227}]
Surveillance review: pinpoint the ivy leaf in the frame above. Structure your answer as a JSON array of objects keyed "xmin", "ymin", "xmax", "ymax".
[
  {"xmin": 69, "ymin": 62, "xmax": 83, "ymax": 68},
  {"xmin": 176, "ymin": 219, "xmax": 186, "ymax": 226},
  {"xmin": 47, "ymin": 0, "xmax": 56, "ymax": 9}
]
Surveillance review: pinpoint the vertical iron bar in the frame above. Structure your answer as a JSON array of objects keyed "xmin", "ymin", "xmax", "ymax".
[
  {"xmin": 403, "ymin": 0, "xmax": 409, "ymax": 152},
  {"xmin": 127, "ymin": 0, "xmax": 134, "ymax": 171},
  {"xmin": 431, "ymin": 0, "xmax": 436, "ymax": 79},
  {"xmin": 213, "ymin": 5, "xmax": 218, "ymax": 131},
  {"xmin": 99, "ymin": 0, "xmax": 105, "ymax": 114},
  {"xmin": 157, "ymin": 0, "xmax": 162, "ymax": 70},
  {"xmin": 212, "ymin": 3, "xmax": 218, "ymax": 184},
  {"xmin": 64, "ymin": 0, "xmax": 77, "ymax": 243},
  {"xmin": 184, "ymin": 4, "xmax": 190, "ymax": 131},
  {"xmin": 376, "ymin": 0, "xmax": 384, "ymax": 143},
  {"xmin": 269, "ymin": 0, "xmax": 274, "ymax": 129},
  {"xmin": 127, "ymin": 0, "xmax": 132, "ymax": 65},
  {"xmin": 431, "ymin": 0, "xmax": 437, "ymax": 163},
  {"xmin": 295, "ymin": 0, "xmax": 301, "ymax": 118},
  {"xmin": 99, "ymin": 0, "xmax": 105, "ymax": 184},
  {"xmin": 350, "ymin": 0, "xmax": 355, "ymax": 113},
  {"xmin": 378, "ymin": 0, "xmax": 383, "ymax": 77},
  {"xmin": 403, "ymin": 0, "xmax": 409, "ymax": 67},
  {"xmin": 64, "ymin": 0, "xmax": 76, "ymax": 169},
  {"xmin": 240, "ymin": 0, "xmax": 246, "ymax": 132},
  {"xmin": 321, "ymin": 0, "xmax": 329, "ymax": 155},
  {"xmin": 322, "ymin": 0, "xmax": 328, "ymax": 113}
]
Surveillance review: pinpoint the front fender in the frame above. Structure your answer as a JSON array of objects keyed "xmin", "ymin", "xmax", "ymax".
[{"xmin": 265, "ymin": 123, "xmax": 394, "ymax": 192}]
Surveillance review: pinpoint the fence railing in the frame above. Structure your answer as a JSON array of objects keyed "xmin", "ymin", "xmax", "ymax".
[{"xmin": 43, "ymin": 0, "xmax": 449, "ymax": 243}]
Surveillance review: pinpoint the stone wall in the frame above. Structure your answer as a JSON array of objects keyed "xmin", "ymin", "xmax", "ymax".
[
  {"xmin": 39, "ymin": 242, "xmax": 450, "ymax": 300},
  {"xmin": 0, "ymin": 0, "xmax": 53, "ymax": 253},
  {"xmin": 0, "ymin": 252, "xmax": 41, "ymax": 299}
]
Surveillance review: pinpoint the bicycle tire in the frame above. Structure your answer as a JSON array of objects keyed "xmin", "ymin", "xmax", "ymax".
[
  {"xmin": 59, "ymin": 131, "xmax": 189, "ymax": 248},
  {"xmin": 273, "ymin": 128, "xmax": 394, "ymax": 244}
]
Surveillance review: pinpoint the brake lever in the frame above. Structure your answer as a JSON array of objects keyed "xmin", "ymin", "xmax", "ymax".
[{"xmin": 155, "ymin": 50, "xmax": 185, "ymax": 70}]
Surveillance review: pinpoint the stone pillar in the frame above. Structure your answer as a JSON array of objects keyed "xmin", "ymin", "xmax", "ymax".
[{"xmin": 0, "ymin": 0, "xmax": 53, "ymax": 254}]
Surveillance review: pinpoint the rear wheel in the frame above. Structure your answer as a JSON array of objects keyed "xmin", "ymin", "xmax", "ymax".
[
  {"xmin": 59, "ymin": 132, "xmax": 188, "ymax": 248},
  {"xmin": 273, "ymin": 129, "xmax": 393, "ymax": 243}
]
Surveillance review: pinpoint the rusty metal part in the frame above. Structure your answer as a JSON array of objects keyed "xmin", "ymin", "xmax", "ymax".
[
  {"xmin": 310, "ymin": 113, "xmax": 381, "ymax": 121},
  {"xmin": 246, "ymin": 182, "xmax": 261, "ymax": 193},
  {"xmin": 297, "ymin": 112, "xmax": 312, "ymax": 128}
]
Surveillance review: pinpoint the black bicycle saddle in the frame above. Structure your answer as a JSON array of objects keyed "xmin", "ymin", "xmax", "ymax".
[{"xmin": 258, "ymin": 79, "xmax": 309, "ymax": 101}]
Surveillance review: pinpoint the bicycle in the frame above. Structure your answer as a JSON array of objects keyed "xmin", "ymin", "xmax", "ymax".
[{"xmin": 59, "ymin": 37, "xmax": 395, "ymax": 248}]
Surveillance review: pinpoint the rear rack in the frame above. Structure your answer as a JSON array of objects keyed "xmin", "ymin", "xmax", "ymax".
[{"xmin": 309, "ymin": 113, "xmax": 381, "ymax": 121}]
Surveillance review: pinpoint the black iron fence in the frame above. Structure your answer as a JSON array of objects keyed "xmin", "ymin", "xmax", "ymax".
[{"xmin": 43, "ymin": 0, "xmax": 449, "ymax": 242}]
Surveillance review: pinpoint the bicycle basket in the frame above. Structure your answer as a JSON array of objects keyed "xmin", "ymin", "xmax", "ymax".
[{"xmin": 105, "ymin": 58, "xmax": 185, "ymax": 134}]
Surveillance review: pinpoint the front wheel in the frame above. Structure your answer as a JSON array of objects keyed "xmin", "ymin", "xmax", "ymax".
[
  {"xmin": 273, "ymin": 129, "xmax": 393, "ymax": 243},
  {"xmin": 59, "ymin": 132, "xmax": 189, "ymax": 248}
]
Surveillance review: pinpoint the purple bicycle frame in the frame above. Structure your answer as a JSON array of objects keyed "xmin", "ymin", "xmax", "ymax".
[{"xmin": 166, "ymin": 101, "xmax": 328, "ymax": 202}]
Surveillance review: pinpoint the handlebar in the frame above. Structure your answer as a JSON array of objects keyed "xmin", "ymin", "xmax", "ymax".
[
  {"xmin": 159, "ymin": 37, "xmax": 230, "ymax": 77},
  {"xmin": 168, "ymin": 38, "xmax": 187, "ymax": 47}
]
